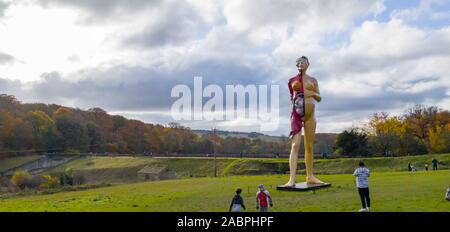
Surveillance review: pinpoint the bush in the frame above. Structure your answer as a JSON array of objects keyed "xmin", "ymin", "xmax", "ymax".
[
  {"xmin": 11, "ymin": 171, "xmax": 50, "ymax": 189},
  {"xmin": 60, "ymin": 172, "xmax": 73, "ymax": 186},
  {"xmin": 60, "ymin": 169, "xmax": 84, "ymax": 186},
  {"xmin": 11, "ymin": 171, "xmax": 31, "ymax": 189},
  {"xmin": 39, "ymin": 175, "xmax": 60, "ymax": 189}
]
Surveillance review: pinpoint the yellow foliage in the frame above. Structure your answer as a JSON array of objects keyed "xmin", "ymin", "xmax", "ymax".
[
  {"xmin": 368, "ymin": 112, "xmax": 405, "ymax": 137},
  {"xmin": 39, "ymin": 175, "xmax": 60, "ymax": 189},
  {"xmin": 428, "ymin": 124, "xmax": 449, "ymax": 153},
  {"xmin": 11, "ymin": 170, "xmax": 31, "ymax": 188},
  {"xmin": 53, "ymin": 107, "xmax": 73, "ymax": 118}
]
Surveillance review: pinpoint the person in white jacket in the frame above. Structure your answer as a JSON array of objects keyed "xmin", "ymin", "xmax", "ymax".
[
  {"xmin": 445, "ymin": 187, "xmax": 450, "ymax": 201},
  {"xmin": 353, "ymin": 161, "xmax": 371, "ymax": 212}
]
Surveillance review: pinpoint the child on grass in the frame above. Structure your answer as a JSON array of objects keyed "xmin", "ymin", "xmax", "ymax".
[{"xmin": 229, "ymin": 188, "xmax": 246, "ymax": 212}]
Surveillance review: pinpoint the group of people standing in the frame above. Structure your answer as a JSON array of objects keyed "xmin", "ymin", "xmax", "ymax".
[
  {"xmin": 409, "ymin": 158, "xmax": 440, "ymax": 172},
  {"xmin": 229, "ymin": 158, "xmax": 449, "ymax": 212},
  {"xmin": 229, "ymin": 162, "xmax": 372, "ymax": 212}
]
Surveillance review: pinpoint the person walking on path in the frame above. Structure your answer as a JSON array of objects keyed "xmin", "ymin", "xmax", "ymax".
[{"xmin": 353, "ymin": 161, "xmax": 371, "ymax": 212}]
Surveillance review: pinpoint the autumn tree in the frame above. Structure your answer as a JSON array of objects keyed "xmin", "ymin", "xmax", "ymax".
[{"xmin": 26, "ymin": 110, "xmax": 54, "ymax": 149}]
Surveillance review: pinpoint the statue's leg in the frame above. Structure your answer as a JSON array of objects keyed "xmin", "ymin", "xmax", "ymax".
[
  {"xmin": 304, "ymin": 116, "xmax": 324, "ymax": 184},
  {"xmin": 284, "ymin": 133, "xmax": 301, "ymax": 186}
]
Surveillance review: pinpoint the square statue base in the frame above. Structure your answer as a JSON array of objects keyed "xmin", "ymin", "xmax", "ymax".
[{"xmin": 276, "ymin": 182, "xmax": 331, "ymax": 191}]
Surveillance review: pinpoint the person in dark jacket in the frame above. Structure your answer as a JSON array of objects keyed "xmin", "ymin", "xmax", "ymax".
[
  {"xmin": 432, "ymin": 158, "xmax": 438, "ymax": 170},
  {"xmin": 229, "ymin": 188, "xmax": 246, "ymax": 212}
]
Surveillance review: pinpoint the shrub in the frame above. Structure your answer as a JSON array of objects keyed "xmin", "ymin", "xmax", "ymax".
[
  {"xmin": 60, "ymin": 169, "xmax": 85, "ymax": 186},
  {"xmin": 11, "ymin": 171, "xmax": 31, "ymax": 189},
  {"xmin": 60, "ymin": 172, "xmax": 73, "ymax": 186},
  {"xmin": 39, "ymin": 175, "xmax": 60, "ymax": 189}
]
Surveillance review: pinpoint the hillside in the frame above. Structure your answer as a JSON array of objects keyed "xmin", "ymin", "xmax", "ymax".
[
  {"xmin": 31, "ymin": 153, "xmax": 450, "ymax": 184},
  {"xmin": 0, "ymin": 155, "xmax": 42, "ymax": 173}
]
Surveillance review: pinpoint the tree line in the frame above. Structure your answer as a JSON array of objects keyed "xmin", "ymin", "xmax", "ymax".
[
  {"xmin": 0, "ymin": 94, "xmax": 304, "ymax": 158},
  {"xmin": 334, "ymin": 105, "xmax": 450, "ymax": 156},
  {"xmin": 3, "ymin": 94, "xmax": 446, "ymax": 158}
]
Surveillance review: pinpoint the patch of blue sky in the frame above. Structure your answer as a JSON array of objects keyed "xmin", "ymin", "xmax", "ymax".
[
  {"xmin": 320, "ymin": 30, "xmax": 351, "ymax": 50},
  {"xmin": 377, "ymin": 0, "xmax": 421, "ymax": 22},
  {"xmin": 375, "ymin": 0, "xmax": 449, "ymax": 29},
  {"xmin": 320, "ymin": 0, "xmax": 449, "ymax": 49},
  {"xmin": 317, "ymin": 1, "xmax": 422, "ymax": 50}
]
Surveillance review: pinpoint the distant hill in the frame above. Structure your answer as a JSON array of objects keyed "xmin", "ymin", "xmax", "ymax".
[{"xmin": 193, "ymin": 129, "xmax": 277, "ymax": 140}]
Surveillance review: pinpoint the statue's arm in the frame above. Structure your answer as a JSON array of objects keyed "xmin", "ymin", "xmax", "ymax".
[
  {"xmin": 288, "ymin": 79, "xmax": 294, "ymax": 103},
  {"xmin": 312, "ymin": 78, "xmax": 322, "ymax": 102}
]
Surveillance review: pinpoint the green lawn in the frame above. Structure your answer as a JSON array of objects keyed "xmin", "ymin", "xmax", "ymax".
[{"xmin": 1, "ymin": 170, "xmax": 449, "ymax": 212}]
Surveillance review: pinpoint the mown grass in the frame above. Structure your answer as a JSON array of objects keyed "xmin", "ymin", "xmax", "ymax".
[{"xmin": 0, "ymin": 170, "xmax": 449, "ymax": 212}]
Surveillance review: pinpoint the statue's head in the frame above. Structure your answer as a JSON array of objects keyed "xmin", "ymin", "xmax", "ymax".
[{"xmin": 296, "ymin": 56, "xmax": 309, "ymax": 72}]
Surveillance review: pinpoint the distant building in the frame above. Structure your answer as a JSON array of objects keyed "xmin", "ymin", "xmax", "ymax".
[{"xmin": 137, "ymin": 166, "xmax": 176, "ymax": 181}]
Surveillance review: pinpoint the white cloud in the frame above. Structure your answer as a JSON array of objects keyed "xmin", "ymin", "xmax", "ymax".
[{"xmin": 0, "ymin": 0, "xmax": 449, "ymax": 135}]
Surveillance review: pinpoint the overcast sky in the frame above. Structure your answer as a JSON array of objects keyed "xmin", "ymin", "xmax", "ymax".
[{"xmin": 1, "ymin": 0, "xmax": 449, "ymax": 136}]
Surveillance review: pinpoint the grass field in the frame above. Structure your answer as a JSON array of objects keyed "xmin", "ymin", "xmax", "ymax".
[{"xmin": 0, "ymin": 170, "xmax": 449, "ymax": 212}]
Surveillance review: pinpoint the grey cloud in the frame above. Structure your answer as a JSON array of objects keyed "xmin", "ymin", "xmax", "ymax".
[
  {"xmin": 0, "ymin": 52, "xmax": 16, "ymax": 65},
  {"xmin": 1, "ymin": 58, "xmax": 274, "ymax": 112},
  {"xmin": 123, "ymin": 1, "xmax": 202, "ymax": 48},
  {"xmin": 0, "ymin": 0, "xmax": 10, "ymax": 17},
  {"xmin": 319, "ymin": 87, "xmax": 448, "ymax": 113},
  {"xmin": 224, "ymin": 0, "xmax": 382, "ymax": 28},
  {"xmin": 0, "ymin": 78, "xmax": 22, "ymax": 94},
  {"xmin": 34, "ymin": 0, "xmax": 202, "ymax": 48},
  {"xmin": 35, "ymin": 0, "xmax": 162, "ymax": 24},
  {"xmin": 330, "ymin": 32, "xmax": 450, "ymax": 76}
]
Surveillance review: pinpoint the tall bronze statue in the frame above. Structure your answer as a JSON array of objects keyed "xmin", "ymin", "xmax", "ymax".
[{"xmin": 281, "ymin": 56, "xmax": 327, "ymax": 188}]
